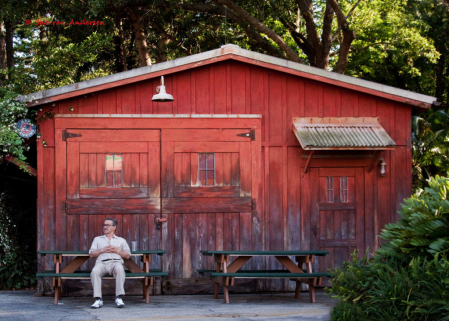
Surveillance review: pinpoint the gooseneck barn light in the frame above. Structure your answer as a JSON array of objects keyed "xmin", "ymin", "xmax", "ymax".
[
  {"xmin": 151, "ymin": 76, "xmax": 174, "ymax": 102},
  {"xmin": 379, "ymin": 158, "xmax": 387, "ymax": 177}
]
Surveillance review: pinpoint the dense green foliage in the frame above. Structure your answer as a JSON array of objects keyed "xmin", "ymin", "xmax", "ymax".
[
  {"xmin": 412, "ymin": 111, "xmax": 449, "ymax": 190},
  {"xmin": 378, "ymin": 175, "xmax": 449, "ymax": 259},
  {"xmin": 328, "ymin": 176, "xmax": 449, "ymax": 320},
  {"xmin": 329, "ymin": 255, "xmax": 449, "ymax": 321},
  {"xmin": 0, "ymin": 163, "xmax": 37, "ymax": 290},
  {"xmin": 0, "ymin": 89, "xmax": 34, "ymax": 165}
]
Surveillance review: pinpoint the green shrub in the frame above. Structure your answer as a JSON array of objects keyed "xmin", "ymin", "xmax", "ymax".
[
  {"xmin": 378, "ymin": 175, "xmax": 449, "ymax": 260},
  {"xmin": 328, "ymin": 175, "xmax": 449, "ymax": 320},
  {"xmin": 329, "ymin": 254, "xmax": 449, "ymax": 321},
  {"xmin": 0, "ymin": 246, "xmax": 36, "ymax": 290},
  {"xmin": 0, "ymin": 168, "xmax": 37, "ymax": 290}
]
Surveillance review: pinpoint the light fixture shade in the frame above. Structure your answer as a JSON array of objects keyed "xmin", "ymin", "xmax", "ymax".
[
  {"xmin": 379, "ymin": 158, "xmax": 387, "ymax": 177},
  {"xmin": 152, "ymin": 76, "xmax": 174, "ymax": 102}
]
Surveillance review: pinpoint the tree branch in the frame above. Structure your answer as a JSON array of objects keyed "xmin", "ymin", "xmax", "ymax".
[
  {"xmin": 331, "ymin": 0, "xmax": 364, "ymax": 41},
  {"xmin": 321, "ymin": 2, "xmax": 334, "ymax": 69},
  {"xmin": 295, "ymin": 0, "xmax": 322, "ymax": 66},
  {"xmin": 213, "ymin": 0, "xmax": 303, "ymax": 63},
  {"xmin": 180, "ymin": 3, "xmax": 287, "ymax": 59},
  {"xmin": 278, "ymin": 16, "xmax": 312, "ymax": 52},
  {"xmin": 3, "ymin": 156, "xmax": 37, "ymax": 176},
  {"xmin": 126, "ymin": 8, "xmax": 151, "ymax": 66},
  {"xmin": 148, "ymin": 19, "xmax": 190, "ymax": 56},
  {"xmin": 327, "ymin": 0, "xmax": 356, "ymax": 73}
]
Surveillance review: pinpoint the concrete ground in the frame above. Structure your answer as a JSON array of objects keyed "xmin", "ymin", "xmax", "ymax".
[{"xmin": 0, "ymin": 290, "xmax": 336, "ymax": 321}]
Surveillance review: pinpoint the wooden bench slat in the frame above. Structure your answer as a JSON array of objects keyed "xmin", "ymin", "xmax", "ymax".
[
  {"xmin": 200, "ymin": 250, "xmax": 329, "ymax": 256},
  {"xmin": 198, "ymin": 269, "xmax": 308, "ymax": 274},
  {"xmin": 209, "ymin": 272, "xmax": 329, "ymax": 278},
  {"xmin": 38, "ymin": 250, "xmax": 166, "ymax": 256},
  {"xmin": 40, "ymin": 269, "xmax": 162, "ymax": 273},
  {"xmin": 36, "ymin": 272, "xmax": 168, "ymax": 278}
]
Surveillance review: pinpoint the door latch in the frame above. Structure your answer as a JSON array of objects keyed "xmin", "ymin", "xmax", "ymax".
[{"xmin": 155, "ymin": 218, "xmax": 167, "ymax": 230}]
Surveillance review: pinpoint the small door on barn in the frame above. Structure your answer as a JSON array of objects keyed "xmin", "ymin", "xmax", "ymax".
[
  {"xmin": 160, "ymin": 128, "xmax": 256, "ymax": 284},
  {"xmin": 57, "ymin": 129, "xmax": 161, "ymax": 262},
  {"xmin": 310, "ymin": 167, "xmax": 365, "ymax": 274}
]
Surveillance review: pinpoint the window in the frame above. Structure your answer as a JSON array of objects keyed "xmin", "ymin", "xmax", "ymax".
[
  {"xmin": 340, "ymin": 177, "xmax": 348, "ymax": 203},
  {"xmin": 105, "ymin": 154, "xmax": 123, "ymax": 187},
  {"xmin": 199, "ymin": 153, "xmax": 215, "ymax": 186},
  {"xmin": 326, "ymin": 177, "xmax": 334, "ymax": 203}
]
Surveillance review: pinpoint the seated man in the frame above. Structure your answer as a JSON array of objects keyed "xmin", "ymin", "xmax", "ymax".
[{"xmin": 89, "ymin": 217, "xmax": 131, "ymax": 308}]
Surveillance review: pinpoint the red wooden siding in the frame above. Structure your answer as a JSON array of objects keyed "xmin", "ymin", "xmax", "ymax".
[{"xmin": 36, "ymin": 60, "xmax": 413, "ymax": 293}]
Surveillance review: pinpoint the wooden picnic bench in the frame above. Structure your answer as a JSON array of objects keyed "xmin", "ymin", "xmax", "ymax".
[
  {"xmin": 199, "ymin": 250, "xmax": 330, "ymax": 303},
  {"xmin": 36, "ymin": 250, "xmax": 168, "ymax": 304}
]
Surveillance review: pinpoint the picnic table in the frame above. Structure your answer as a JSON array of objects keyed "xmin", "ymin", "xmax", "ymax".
[
  {"xmin": 36, "ymin": 250, "xmax": 167, "ymax": 304},
  {"xmin": 199, "ymin": 250, "xmax": 329, "ymax": 303}
]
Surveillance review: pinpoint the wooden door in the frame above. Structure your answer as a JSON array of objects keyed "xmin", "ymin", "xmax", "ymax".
[
  {"xmin": 56, "ymin": 129, "xmax": 161, "ymax": 268},
  {"xmin": 160, "ymin": 129, "xmax": 256, "ymax": 284},
  {"xmin": 311, "ymin": 168, "xmax": 365, "ymax": 272}
]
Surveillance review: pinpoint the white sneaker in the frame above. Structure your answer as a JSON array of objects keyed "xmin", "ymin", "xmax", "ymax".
[
  {"xmin": 91, "ymin": 298, "xmax": 103, "ymax": 309},
  {"xmin": 115, "ymin": 297, "xmax": 125, "ymax": 308}
]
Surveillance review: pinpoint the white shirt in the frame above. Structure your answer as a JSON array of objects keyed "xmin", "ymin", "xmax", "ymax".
[{"xmin": 89, "ymin": 234, "xmax": 131, "ymax": 263}]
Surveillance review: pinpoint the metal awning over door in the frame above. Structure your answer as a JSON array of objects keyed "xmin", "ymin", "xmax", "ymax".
[
  {"xmin": 292, "ymin": 117, "xmax": 396, "ymax": 150},
  {"xmin": 292, "ymin": 117, "xmax": 396, "ymax": 173}
]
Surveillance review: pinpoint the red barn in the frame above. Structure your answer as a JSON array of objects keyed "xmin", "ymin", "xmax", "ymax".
[{"xmin": 21, "ymin": 44, "xmax": 436, "ymax": 294}]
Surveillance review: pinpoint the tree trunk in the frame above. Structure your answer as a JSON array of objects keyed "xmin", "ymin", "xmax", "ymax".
[
  {"xmin": 128, "ymin": 10, "xmax": 151, "ymax": 67},
  {"xmin": 114, "ymin": 18, "xmax": 128, "ymax": 72},
  {"xmin": 0, "ymin": 21, "xmax": 7, "ymax": 86},
  {"xmin": 127, "ymin": 31, "xmax": 136, "ymax": 70},
  {"xmin": 5, "ymin": 20, "xmax": 14, "ymax": 70},
  {"xmin": 155, "ymin": 37, "xmax": 169, "ymax": 63},
  {"xmin": 333, "ymin": 28, "xmax": 355, "ymax": 73},
  {"xmin": 327, "ymin": 0, "xmax": 356, "ymax": 74}
]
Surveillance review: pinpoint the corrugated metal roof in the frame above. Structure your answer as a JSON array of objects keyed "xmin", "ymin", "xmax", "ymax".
[{"xmin": 292, "ymin": 117, "xmax": 396, "ymax": 150}]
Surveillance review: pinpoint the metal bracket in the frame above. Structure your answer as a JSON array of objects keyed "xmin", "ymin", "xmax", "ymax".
[
  {"xmin": 368, "ymin": 150, "xmax": 381, "ymax": 173},
  {"xmin": 237, "ymin": 129, "xmax": 255, "ymax": 141},
  {"xmin": 251, "ymin": 199, "xmax": 256, "ymax": 210},
  {"xmin": 304, "ymin": 151, "xmax": 315, "ymax": 173},
  {"xmin": 62, "ymin": 130, "xmax": 82, "ymax": 141}
]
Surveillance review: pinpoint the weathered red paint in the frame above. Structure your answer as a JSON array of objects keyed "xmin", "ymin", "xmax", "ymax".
[{"xmin": 37, "ymin": 59, "xmax": 413, "ymax": 294}]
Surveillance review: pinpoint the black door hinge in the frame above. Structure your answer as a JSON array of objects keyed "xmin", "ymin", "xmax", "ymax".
[
  {"xmin": 62, "ymin": 130, "xmax": 82, "ymax": 141},
  {"xmin": 61, "ymin": 201, "xmax": 67, "ymax": 213},
  {"xmin": 236, "ymin": 129, "xmax": 255, "ymax": 141},
  {"xmin": 251, "ymin": 199, "xmax": 257, "ymax": 210}
]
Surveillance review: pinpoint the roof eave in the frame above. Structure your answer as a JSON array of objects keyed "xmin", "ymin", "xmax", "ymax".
[{"xmin": 18, "ymin": 44, "xmax": 436, "ymax": 109}]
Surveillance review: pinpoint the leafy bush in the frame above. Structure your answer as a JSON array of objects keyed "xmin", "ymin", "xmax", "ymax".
[
  {"xmin": 378, "ymin": 175, "xmax": 449, "ymax": 260},
  {"xmin": 328, "ymin": 175, "xmax": 449, "ymax": 320},
  {"xmin": 0, "ymin": 246, "xmax": 36, "ymax": 290},
  {"xmin": 329, "ymin": 254, "xmax": 449, "ymax": 321},
  {"xmin": 0, "ymin": 166, "xmax": 37, "ymax": 290},
  {"xmin": 0, "ymin": 89, "xmax": 30, "ymax": 162}
]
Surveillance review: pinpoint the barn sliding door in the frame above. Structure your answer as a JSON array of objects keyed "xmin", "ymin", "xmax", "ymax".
[
  {"xmin": 56, "ymin": 129, "xmax": 161, "ymax": 256},
  {"xmin": 160, "ymin": 128, "xmax": 256, "ymax": 280},
  {"xmin": 310, "ymin": 167, "xmax": 365, "ymax": 274}
]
